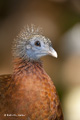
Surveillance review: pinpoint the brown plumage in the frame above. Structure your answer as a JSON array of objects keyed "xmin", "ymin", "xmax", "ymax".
[{"xmin": 0, "ymin": 25, "xmax": 63, "ymax": 120}]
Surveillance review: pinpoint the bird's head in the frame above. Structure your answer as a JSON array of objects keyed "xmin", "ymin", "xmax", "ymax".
[{"xmin": 13, "ymin": 25, "xmax": 58, "ymax": 61}]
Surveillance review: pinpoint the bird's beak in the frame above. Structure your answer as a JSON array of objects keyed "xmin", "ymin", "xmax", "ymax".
[{"xmin": 48, "ymin": 47, "xmax": 58, "ymax": 58}]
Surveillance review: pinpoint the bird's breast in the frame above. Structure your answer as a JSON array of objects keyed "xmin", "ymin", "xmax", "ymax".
[
  {"xmin": 8, "ymin": 61, "xmax": 61, "ymax": 120},
  {"xmin": 11, "ymin": 64, "xmax": 58, "ymax": 119}
]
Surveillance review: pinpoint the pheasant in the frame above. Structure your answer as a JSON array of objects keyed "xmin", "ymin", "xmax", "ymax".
[{"xmin": 0, "ymin": 25, "xmax": 63, "ymax": 120}]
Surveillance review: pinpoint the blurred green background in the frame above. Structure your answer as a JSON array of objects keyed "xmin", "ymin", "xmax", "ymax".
[{"xmin": 0, "ymin": 0, "xmax": 80, "ymax": 120}]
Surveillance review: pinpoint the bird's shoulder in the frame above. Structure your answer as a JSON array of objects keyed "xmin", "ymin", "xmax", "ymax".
[
  {"xmin": 0, "ymin": 74, "xmax": 12, "ymax": 94},
  {"xmin": 0, "ymin": 74, "xmax": 12, "ymax": 83}
]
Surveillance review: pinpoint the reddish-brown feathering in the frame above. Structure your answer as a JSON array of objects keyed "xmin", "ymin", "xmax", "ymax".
[
  {"xmin": 0, "ymin": 25, "xmax": 63, "ymax": 120},
  {"xmin": 0, "ymin": 58, "xmax": 63, "ymax": 120}
]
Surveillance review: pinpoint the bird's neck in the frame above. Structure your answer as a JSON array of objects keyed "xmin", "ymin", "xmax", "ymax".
[
  {"xmin": 12, "ymin": 58, "xmax": 45, "ymax": 89},
  {"xmin": 13, "ymin": 58, "xmax": 43, "ymax": 75}
]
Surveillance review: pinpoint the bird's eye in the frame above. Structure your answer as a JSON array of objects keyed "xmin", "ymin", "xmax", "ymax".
[{"xmin": 35, "ymin": 41, "xmax": 41, "ymax": 47}]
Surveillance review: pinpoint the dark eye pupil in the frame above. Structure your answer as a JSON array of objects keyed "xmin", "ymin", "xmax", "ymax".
[{"xmin": 35, "ymin": 41, "xmax": 41, "ymax": 47}]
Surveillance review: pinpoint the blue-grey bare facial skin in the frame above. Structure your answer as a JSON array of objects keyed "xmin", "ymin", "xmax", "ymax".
[{"xmin": 13, "ymin": 26, "xmax": 57, "ymax": 61}]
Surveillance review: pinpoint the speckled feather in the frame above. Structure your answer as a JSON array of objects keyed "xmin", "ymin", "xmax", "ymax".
[{"xmin": 0, "ymin": 25, "xmax": 63, "ymax": 120}]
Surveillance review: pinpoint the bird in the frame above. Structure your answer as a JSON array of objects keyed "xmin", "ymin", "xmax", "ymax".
[{"xmin": 0, "ymin": 25, "xmax": 63, "ymax": 120}]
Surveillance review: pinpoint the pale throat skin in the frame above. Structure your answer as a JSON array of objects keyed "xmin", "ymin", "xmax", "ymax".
[{"xmin": 13, "ymin": 34, "xmax": 58, "ymax": 61}]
